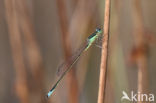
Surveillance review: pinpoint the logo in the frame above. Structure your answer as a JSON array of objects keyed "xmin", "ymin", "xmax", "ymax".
[{"xmin": 121, "ymin": 91, "xmax": 155, "ymax": 102}]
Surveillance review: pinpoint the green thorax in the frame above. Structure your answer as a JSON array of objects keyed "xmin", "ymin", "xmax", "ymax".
[{"xmin": 85, "ymin": 28, "xmax": 102, "ymax": 51}]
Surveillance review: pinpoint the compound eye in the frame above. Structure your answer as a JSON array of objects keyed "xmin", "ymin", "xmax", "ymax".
[{"xmin": 96, "ymin": 28, "xmax": 101, "ymax": 32}]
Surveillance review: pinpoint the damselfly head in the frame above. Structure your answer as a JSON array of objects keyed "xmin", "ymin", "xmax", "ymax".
[{"xmin": 96, "ymin": 28, "xmax": 102, "ymax": 33}]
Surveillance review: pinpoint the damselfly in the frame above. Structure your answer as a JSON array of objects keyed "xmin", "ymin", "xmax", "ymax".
[{"xmin": 47, "ymin": 28, "xmax": 102, "ymax": 98}]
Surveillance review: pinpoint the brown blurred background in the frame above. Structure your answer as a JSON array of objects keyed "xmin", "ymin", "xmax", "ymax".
[{"xmin": 0, "ymin": 0, "xmax": 156, "ymax": 103}]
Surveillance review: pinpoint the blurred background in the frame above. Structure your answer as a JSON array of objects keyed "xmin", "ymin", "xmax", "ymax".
[{"xmin": 0, "ymin": 0, "xmax": 156, "ymax": 103}]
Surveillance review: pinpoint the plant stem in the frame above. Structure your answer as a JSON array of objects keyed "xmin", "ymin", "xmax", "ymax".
[
  {"xmin": 133, "ymin": 1, "xmax": 149, "ymax": 103},
  {"xmin": 57, "ymin": 1, "xmax": 79, "ymax": 103},
  {"xmin": 15, "ymin": 0, "xmax": 45, "ymax": 101},
  {"xmin": 4, "ymin": 0, "xmax": 29, "ymax": 103},
  {"xmin": 97, "ymin": 0, "xmax": 111, "ymax": 103}
]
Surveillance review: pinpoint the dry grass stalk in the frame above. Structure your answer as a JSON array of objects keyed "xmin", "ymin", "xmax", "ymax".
[
  {"xmin": 5, "ymin": 0, "xmax": 45, "ymax": 102},
  {"xmin": 97, "ymin": 0, "xmax": 111, "ymax": 103},
  {"xmin": 57, "ymin": 1, "xmax": 79, "ymax": 103},
  {"xmin": 16, "ymin": 0, "xmax": 44, "ymax": 75},
  {"xmin": 13, "ymin": 0, "xmax": 45, "ymax": 102},
  {"xmin": 132, "ymin": 1, "xmax": 149, "ymax": 103},
  {"xmin": 4, "ymin": 0, "xmax": 29, "ymax": 103}
]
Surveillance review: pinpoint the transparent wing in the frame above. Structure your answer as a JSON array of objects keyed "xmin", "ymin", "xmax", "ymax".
[
  {"xmin": 56, "ymin": 41, "xmax": 89, "ymax": 76},
  {"xmin": 95, "ymin": 34, "xmax": 103, "ymax": 46}
]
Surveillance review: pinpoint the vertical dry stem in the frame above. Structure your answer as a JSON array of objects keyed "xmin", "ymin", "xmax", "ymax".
[
  {"xmin": 5, "ymin": 0, "xmax": 44, "ymax": 102},
  {"xmin": 15, "ymin": 0, "xmax": 44, "ymax": 79},
  {"xmin": 4, "ymin": 0, "xmax": 29, "ymax": 103},
  {"xmin": 57, "ymin": 1, "xmax": 79, "ymax": 103},
  {"xmin": 133, "ymin": 1, "xmax": 149, "ymax": 103},
  {"xmin": 97, "ymin": 0, "xmax": 111, "ymax": 103},
  {"xmin": 12, "ymin": 1, "xmax": 45, "ymax": 102}
]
